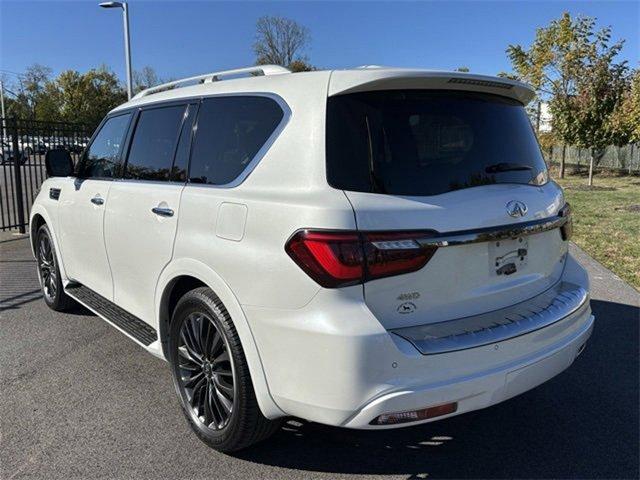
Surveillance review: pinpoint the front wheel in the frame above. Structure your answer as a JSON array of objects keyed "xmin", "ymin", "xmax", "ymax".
[
  {"xmin": 168, "ymin": 287, "xmax": 282, "ymax": 452},
  {"xmin": 36, "ymin": 224, "xmax": 74, "ymax": 311}
]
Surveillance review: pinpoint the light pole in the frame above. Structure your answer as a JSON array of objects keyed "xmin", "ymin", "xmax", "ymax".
[
  {"xmin": 99, "ymin": 1, "xmax": 133, "ymax": 100},
  {"xmin": 0, "ymin": 79, "xmax": 6, "ymax": 120}
]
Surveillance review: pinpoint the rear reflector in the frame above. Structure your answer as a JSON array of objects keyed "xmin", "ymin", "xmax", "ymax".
[
  {"xmin": 373, "ymin": 402, "xmax": 458, "ymax": 425},
  {"xmin": 285, "ymin": 230, "xmax": 437, "ymax": 288}
]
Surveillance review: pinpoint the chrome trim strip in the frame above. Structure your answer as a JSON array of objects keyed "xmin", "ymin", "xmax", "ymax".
[
  {"xmin": 416, "ymin": 215, "xmax": 567, "ymax": 248},
  {"xmin": 391, "ymin": 281, "xmax": 588, "ymax": 355}
]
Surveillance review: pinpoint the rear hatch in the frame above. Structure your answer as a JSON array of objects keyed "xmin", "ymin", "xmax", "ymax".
[{"xmin": 326, "ymin": 89, "xmax": 568, "ymax": 329}]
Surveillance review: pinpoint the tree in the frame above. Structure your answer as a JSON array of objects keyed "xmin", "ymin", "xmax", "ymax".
[
  {"xmin": 609, "ymin": 69, "xmax": 640, "ymax": 144},
  {"xmin": 288, "ymin": 59, "xmax": 315, "ymax": 73},
  {"xmin": 1, "ymin": 77, "xmax": 31, "ymax": 118},
  {"xmin": 253, "ymin": 15, "xmax": 313, "ymax": 71},
  {"xmin": 4, "ymin": 64, "xmax": 53, "ymax": 119},
  {"xmin": 133, "ymin": 66, "xmax": 162, "ymax": 93},
  {"xmin": 3, "ymin": 65, "xmax": 126, "ymax": 128},
  {"xmin": 505, "ymin": 13, "xmax": 630, "ymax": 184},
  {"xmin": 54, "ymin": 67, "xmax": 126, "ymax": 129},
  {"xmin": 455, "ymin": 66, "xmax": 470, "ymax": 72},
  {"xmin": 549, "ymin": 23, "xmax": 629, "ymax": 185}
]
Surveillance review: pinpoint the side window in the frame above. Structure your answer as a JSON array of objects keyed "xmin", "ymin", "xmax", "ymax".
[
  {"xmin": 189, "ymin": 96, "xmax": 284, "ymax": 185},
  {"xmin": 125, "ymin": 105, "xmax": 186, "ymax": 181},
  {"xmin": 78, "ymin": 113, "xmax": 131, "ymax": 179},
  {"xmin": 171, "ymin": 104, "xmax": 197, "ymax": 182}
]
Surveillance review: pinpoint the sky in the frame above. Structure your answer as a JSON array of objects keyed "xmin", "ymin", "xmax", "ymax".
[{"xmin": 1, "ymin": 0, "xmax": 638, "ymax": 86}]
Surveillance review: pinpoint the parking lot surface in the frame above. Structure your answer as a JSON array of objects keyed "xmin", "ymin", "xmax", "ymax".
[{"xmin": 1, "ymin": 234, "xmax": 638, "ymax": 479}]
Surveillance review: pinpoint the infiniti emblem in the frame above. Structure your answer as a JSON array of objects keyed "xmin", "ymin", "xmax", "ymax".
[{"xmin": 506, "ymin": 200, "xmax": 528, "ymax": 218}]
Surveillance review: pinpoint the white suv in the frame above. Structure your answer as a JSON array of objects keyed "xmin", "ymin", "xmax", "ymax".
[{"xmin": 31, "ymin": 65, "xmax": 594, "ymax": 452}]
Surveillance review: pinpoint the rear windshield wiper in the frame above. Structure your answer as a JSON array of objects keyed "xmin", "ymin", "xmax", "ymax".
[{"xmin": 485, "ymin": 162, "xmax": 533, "ymax": 174}]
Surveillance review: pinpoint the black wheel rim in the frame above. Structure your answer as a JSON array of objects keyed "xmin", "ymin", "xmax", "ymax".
[
  {"xmin": 38, "ymin": 233, "xmax": 57, "ymax": 301},
  {"xmin": 177, "ymin": 312, "xmax": 236, "ymax": 430}
]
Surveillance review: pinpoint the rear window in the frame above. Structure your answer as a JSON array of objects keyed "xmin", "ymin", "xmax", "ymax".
[
  {"xmin": 326, "ymin": 90, "xmax": 548, "ymax": 196},
  {"xmin": 125, "ymin": 104, "xmax": 186, "ymax": 181}
]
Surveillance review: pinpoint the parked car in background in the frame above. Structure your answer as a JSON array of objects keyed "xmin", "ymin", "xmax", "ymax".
[
  {"xmin": 30, "ymin": 65, "xmax": 594, "ymax": 453},
  {"xmin": 0, "ymin": 140, "xmax": 28, "ymax": 165},
  {"xmin": 34, "ymin": 142, "xmax": 48, "ymax": 154},
  {"xmin": 68, "ymin": 141, "xmax": 86, "ymax": 154}
]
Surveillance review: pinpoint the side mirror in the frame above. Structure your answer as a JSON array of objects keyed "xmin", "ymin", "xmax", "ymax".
[{"xmin": 45, "ymin": 149, "xmax": 74, "ymax": 177}]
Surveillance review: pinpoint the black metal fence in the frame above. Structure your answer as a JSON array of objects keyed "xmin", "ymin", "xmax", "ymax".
[
  {"xmin": 1, "ymin": 118, "xmax": 91, "ymax": 232},
  {"xmin": 547, "ymin": 144, "xmax": 640, "ymax": 174}
]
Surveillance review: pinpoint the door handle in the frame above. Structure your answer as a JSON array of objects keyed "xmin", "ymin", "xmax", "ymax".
[
  {"xmin": 90, "ymin": 196, "xmax": 104, "ymax": 206},
  {"xmin": 151, "ymin": 206, "xmax": 174, "ymax": 217}
]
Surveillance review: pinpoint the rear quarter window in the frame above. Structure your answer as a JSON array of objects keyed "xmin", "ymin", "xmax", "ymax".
[
  {"xmin": 188, "ymin": 96, "xmax": 284, "ymax": 186},
  {"xmin": 326, "ymin": 90, "xmax": 548, "ymax": 196}
]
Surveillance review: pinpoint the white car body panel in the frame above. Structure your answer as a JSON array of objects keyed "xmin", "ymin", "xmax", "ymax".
[
  {"xmin": 348, "ymin": 182, "xmax": 567, "ymax": 329},
  {"xmin": 29, "ymin": 66, "xmax": 594, "ymax": 430},
  {"xmin": 29, "ymin": 192, "xmax": 67, "ymax": 279},
  {"xmin": 104, "ymin": 180, "xmax": 184, "ymax": 323},
  {"xmin": 57, "ymin": 178, "xmax": 114, "ymax": 299}
]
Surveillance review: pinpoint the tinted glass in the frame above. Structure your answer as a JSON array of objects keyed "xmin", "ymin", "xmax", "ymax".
[
  {"xmin": 327, "ymin": 90, "xmax": 548, "ymax": 196},
  {"xmin": 125, "ymin": 105, "xmax": 186, "ymax": 181},
  {"xmin": 171, "ymin": 104, "xmax": 196, "ymax": 182},
  {"xmin": 189, "ymin": 96, "xmax": 284, "ymax": 185},
  {"xmin": 78, "ymin": 113, "xmax": 131, "ymax": 178}
]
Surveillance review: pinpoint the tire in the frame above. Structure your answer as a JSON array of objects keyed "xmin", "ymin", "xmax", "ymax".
[
  {"xmin": 36, "ymin": 224, "xmax": 74, "ymax": 311},
  {"xmin": 168, "ymin": 287, "xmax": 282, "ymax": 452}
]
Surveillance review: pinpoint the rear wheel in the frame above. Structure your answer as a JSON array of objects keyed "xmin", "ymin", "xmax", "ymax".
[
  {"xmin": 36, "ymin": 224, "xmax": 73, "ymax": 311},
  {"xmin": 168, "ymin": 287, "xmax": 281, "ymax": 452}
]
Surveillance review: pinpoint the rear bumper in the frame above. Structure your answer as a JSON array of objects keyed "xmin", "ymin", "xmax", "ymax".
[
  {"xmin": 391, "ymin": 281, "xmax": 587, "ymax": 355},
  {"xmin": 244, "ymin": 253, "xmax": 593, "ymax": 428},
  {"xmin": 344, "ymin": 310, "xmax": 593, "ymax": 428}
]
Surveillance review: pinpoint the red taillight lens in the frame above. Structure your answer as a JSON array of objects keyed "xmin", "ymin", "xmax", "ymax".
[
  {"xmin": 285, "ymin": 230, "xmax": 437, "ymax": 288},
  {"xmin": 285, "ymin": 231, "xmax": 364, "ymax": 287}
]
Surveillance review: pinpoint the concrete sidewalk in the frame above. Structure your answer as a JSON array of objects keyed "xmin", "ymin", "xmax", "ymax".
[{"xmin": 1, "ymin": 236, "xmax": 638, "ymax": 480}]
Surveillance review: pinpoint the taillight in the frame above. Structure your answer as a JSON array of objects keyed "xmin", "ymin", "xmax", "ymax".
[
  {"xmin": 559, "ymin": 203, "xmax": 572, "ymax": 241},
  {"xmin": 363, "ymin": 231, "xmax": 437, "ymax": 280},
  {"xmin": 285, "ymin": 230, "xmax": 437, "ymax": 288},
  {"xmin": 285, "ymin": 231, "xmax": 364, "ymax": 287}
]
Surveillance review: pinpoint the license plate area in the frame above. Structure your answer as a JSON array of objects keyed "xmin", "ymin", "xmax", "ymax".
[{"xmin": 489, "ymin": 237, "xmax": 528, "ymax": 276}]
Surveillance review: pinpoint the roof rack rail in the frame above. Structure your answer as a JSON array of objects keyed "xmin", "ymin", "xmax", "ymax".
[{"xmin": 132, "ymin": 65, "xmax": 291, "ymax": 100}]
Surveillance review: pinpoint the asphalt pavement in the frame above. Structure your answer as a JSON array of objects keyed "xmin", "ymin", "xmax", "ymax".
[{"xmin": 1, "ymin": 234, "xmax": 638, "ymax": 480}]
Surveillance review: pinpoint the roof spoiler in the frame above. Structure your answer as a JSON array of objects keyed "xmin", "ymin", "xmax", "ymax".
[{"xmin": 328, "ymin": 69, "xmax": 536, "ymax": 105}]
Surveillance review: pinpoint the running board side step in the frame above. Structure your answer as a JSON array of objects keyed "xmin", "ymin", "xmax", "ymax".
[{"xmin": 65, "ymin": 284, "xmax": 158, "ymax": 346}]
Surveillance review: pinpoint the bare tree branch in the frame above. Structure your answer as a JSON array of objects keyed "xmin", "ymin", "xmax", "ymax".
[{"xmin": 253, "ymin": 16, "xmax": 313, "ymax": 71}]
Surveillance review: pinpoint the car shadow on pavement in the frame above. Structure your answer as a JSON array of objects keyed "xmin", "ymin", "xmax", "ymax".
[
  {"xmin": 236, "ymin": 299, "xmax": 639, "ymax": 479},
  {"xmin": 0, "ymin": 290, "xmax": 93, "ymax": 315}
]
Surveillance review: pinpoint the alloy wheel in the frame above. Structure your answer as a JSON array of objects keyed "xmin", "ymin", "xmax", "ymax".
[
  {"xmin": 177, "ymin": 312, "xmax": 236, "ymax": 430},
  {"xmin": 38, "ymin": 233, "xmax": 57, "ymax": 301}
]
